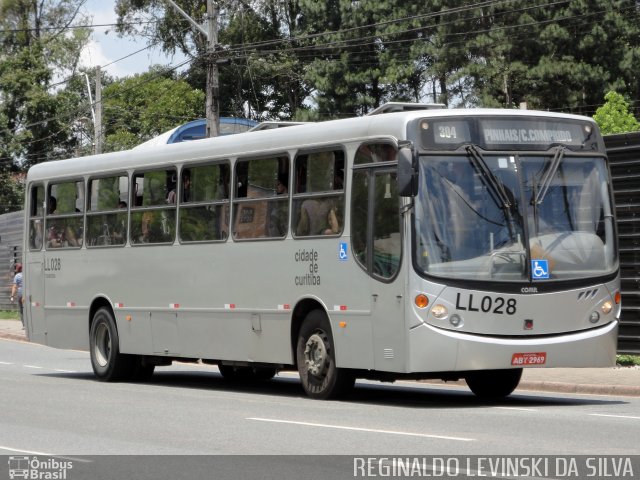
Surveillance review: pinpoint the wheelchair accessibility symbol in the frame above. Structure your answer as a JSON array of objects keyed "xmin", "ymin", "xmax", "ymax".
[
  {"xmin": 338, "ymin": 242, "xmax": 348, "ymax": 262},
  {"xmin": 531, "ymin": 259, "xmax": 549, "ymax": 280}
]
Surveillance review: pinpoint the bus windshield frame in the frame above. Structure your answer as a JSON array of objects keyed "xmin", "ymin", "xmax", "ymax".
[{"xmin": 412, "ymin": 133, "xmax": 618, "ymax": 287}]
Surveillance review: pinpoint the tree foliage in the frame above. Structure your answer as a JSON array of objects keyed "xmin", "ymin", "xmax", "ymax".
[
  {"xmin": 593, "ymin": 91, "xmax": 640, "ymax": 134},
  {"xmin": 0, "ymin": 0, "xmax": 92, "ymax": 212},
  {"xmin": 0, "ymin": 0, "xmax": 90, "ymax": 169},
  {"xmin": 102, "ymin": 68, "xmax": 205, "ymax": 151}
]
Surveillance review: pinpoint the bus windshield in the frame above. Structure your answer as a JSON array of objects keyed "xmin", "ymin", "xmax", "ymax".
[{"xmin": 414, "ymin": 152, "xmax": 617, "ymax": 282}]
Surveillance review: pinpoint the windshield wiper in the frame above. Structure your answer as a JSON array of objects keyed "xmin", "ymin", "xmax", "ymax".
[
  {"xmin": 533, "ymin": 145, "xmax": 565, "ymax": 206},
  {"xmin": 465, "ymin": 144, "xmax": 512, "ymax": 209},
  {"xmin": 465, "ymin": 144, "xmax": 518, "ymax": 241}
]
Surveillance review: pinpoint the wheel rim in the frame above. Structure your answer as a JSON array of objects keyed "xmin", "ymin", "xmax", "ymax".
[
  {"xmin": 304, "ymin": 331, "xmax": 329, "ymax": 377},
  {"xmin": 94, "ymin": 322, "xmax": 111, "ymax": 367}
]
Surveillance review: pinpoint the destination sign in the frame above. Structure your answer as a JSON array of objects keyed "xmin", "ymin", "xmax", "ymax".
[
  {"xmin": 420, "ymin": 116, "xmax": 593, "ymax": 151},
  {"xmin": 481, "ymin": 119, "xmax": 586, "ymax": 146}
]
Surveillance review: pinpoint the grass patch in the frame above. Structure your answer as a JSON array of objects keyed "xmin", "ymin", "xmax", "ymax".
[
  {"xmin": 617, "ymin": 355, "xmax": 640, "ymax": 366},
  {"xmin": 0, "ymin": 310, "xmax": 20, "ymax": 320}
]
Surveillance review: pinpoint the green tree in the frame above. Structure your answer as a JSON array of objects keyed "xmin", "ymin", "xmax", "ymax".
[
  {"xmin": 300, "ymin": 0, "xmax": 436, "ymax": 117},
  {"xmin": 101, "ymin": 68, "xmax": 205, "ymax": 151},
  {"xmin": 115, "ymin": 0, "xmax": 310, "ymax": 120},
  {"xmin": 216, "ymin": 2, "xmax": 309, "ymax": 120},
  {"xmin": 0, "ymin": 0, "xmax": 91, "ymax": 212},
  {"xmin": 593, "ymin": 91, "xmax": 640, "ymax": 134},
  {"xmin": 463, "ymin": 1, "xmax": 640, "ymax": 112},
  {"xmin": 0, "ymin": 0, "xmax": 91, "ymax": 168}
]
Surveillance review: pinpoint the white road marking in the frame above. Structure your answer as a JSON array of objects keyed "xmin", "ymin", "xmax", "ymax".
[
  {"xmin": 247, "ymin": 417, "xmax": 474, "ymax": 442},
  {"xmin": 589, "ymin": 413, "xmax": 640, "ymax": 420},
  {"xmin": 0, "ymin": 445, "xmax": 58, "ymax": 455},
  {"xmin": 2, "ymin": 361, "xmax": 78, "ymax": 374}
]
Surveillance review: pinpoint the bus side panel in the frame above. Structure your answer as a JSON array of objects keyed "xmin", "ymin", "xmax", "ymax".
[
  {"xmin": 176, "ymin": 312, "xmax": 292, "ymax": 364},
  {"xmin": 45, "ymin": 308, "xmax": 89, "ymax": 351},
  {"xmin": 330, "ymin": 312, "xmax": 376, "ymax": 370},
  {"xmin": 118, "ymin": 311, "xmax": 153, "ymax": 355}
]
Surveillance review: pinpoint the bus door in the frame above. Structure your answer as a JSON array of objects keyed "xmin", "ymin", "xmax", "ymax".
[
  {"xmin": 352, "ymin": 164, "xmax": 405, "ymax": 371},
  {"xmin": 26, "ymin": 185, "xmax": 47, "ymax": 342}
]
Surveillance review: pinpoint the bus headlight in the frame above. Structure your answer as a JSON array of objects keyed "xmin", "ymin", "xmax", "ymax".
[
  {"xmin": 589, "ymin": 311, "xmax": 600, "ymax": 323},
  {"xmin": 449, "ymin": 314, "xmax": 463, "ymax": 327},
  {"xmin": 431, "ymin": 304, "xmax": 448, "ymax": 319},
  {"xmin": 601, "ymin": 301, "xmax": 613, "ymax": 315}
]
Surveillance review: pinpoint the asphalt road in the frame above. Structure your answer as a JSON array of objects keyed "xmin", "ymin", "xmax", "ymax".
[{"xmin": 1, "ymin": 337, "xmax": 639, "ymax": 460}]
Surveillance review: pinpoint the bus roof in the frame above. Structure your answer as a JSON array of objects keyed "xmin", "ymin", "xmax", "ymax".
[{"xmin": 26, "ymin": 107, "xmax": 597, "ymax": 183}]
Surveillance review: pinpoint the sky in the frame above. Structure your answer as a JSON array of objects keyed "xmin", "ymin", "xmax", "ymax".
[{"xmin": 79, "ymin": 0, "xmax": 188, "ymax": 78}]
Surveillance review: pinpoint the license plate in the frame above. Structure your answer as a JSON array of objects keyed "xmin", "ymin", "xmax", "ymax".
[{"xmin": 511, "ymin": 352, "xmax": 547, "ymax": 366}]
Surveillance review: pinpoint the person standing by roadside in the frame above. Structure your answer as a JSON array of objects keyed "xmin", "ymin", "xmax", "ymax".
[{"xmin": 10, "ymin": 263, "xmax": 23, "ymax": 328}]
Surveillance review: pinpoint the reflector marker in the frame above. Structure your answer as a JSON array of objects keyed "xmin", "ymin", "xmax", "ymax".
[
  {"xmin": 277, "ymin": 304, "xmax": 291, "ymax": 311},
  {"xmin": 66, "ymin": 302, "xmax": 76, "ymax": 308},
  {"xmin": 225, "ymin": 304, "xmax": 236, "ymax": 310},
  {"xmin": 113, "ymin": 302, "xmax": 124, "ymax": 309},
  {"xmin": 31, "ymin": 302, "xmax": 40, "ymax": 307},
  {"xmin": 169, "ymin": 303, "xmax": 180, "ymax": 309},
  {"xmin": 333, "ymin": 305, "xmax": 347, "ymax": 311}
]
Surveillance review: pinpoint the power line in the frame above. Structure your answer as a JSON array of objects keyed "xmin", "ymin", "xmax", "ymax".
[{"xmin": 0, "ymin": 21, "xmax": 159, "ymax": 34}]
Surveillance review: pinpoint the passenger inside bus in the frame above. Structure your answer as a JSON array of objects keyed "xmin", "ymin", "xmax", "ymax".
[
  {"xmin": 141, "ymin": 177, "xmax": 166, "ymax": 242},
  {"xmin": 296, "ymin": 199, "xmax": 340, "ymax": 236},
  {"xmin": 268, "ymin": 173, "xmax": 288, "ymax": 237},
  {"xmin": 47, "ymin": 196, "xmax": 81, "ymax": 248},
  {"xmin": 167, "ymin": 170, "xmax": 192, "ymax": 204}
]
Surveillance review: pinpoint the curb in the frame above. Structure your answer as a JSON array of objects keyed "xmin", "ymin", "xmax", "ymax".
[
  {"xmin": 0, "ymin": 331, "xmax": 27, "ymax": 342},
  {"xmin": 517, "ymin": 381, "xmax": 640, "ymax": 397}
]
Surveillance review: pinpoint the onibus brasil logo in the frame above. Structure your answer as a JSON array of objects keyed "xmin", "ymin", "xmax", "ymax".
[{"xmin": 8, "ymin": 456, "xmax": 73, "ymax": 479}]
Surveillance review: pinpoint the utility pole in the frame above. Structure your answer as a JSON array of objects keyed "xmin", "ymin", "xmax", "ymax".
[
  {"xmin": 206, "ymin": 1, "xmax": 220, "ymax": 138},
  {"xmin": 164, "ymin": 0, "xmax": 219, "ymax": 137},
  {"xmin": 95, "ymin": 66, "xmax": 103, "ymax": 154}
]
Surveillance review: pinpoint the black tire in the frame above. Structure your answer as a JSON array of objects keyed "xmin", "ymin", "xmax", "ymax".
[
  {"xmin": 89, "ymin": 307, "xmax": 135, "ymax": 381},
  {"xmin": 465, "ymin": 368, "xmax": 523, "ymax": 399},
  {"xmin": 218, "ymin": 365, "xmax": 276, "ymax": 382},
  {"xmin": 296, "ymin": 309, "xmax": 354, "ymax": 400}
]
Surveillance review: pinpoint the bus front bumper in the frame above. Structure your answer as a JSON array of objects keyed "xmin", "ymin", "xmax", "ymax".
[{"xmin": 407, "ymin": 320, "xmax": 618, "ymax": 373}]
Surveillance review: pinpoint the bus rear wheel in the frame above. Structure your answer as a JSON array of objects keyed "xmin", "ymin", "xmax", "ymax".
[
  {"xmin": 465, "ymin": 368, "xmax": 523, "ymax": 399},
  {"xmin": 89, "ymin": 307, "xmax": 134, "ymax": 381},
  {"xmin": 296, "ymin": 310, "xmax": 354, "ymax": 400}
]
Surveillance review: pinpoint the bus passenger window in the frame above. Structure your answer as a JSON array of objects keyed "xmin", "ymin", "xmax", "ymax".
[
  {"xmin": 179, "ymin": 163, "xmax": 231, "ymax": 242},
  {"xmin": 28, "ymin": 185, "xmax": 45, "ymax": 250},
  {"xmin": 46, "ymin": 180, "xmax": 84, "ymax": 249},
  {"xmin": 232, "ymin": 156, "xmax": 289, "ymax": 240},
  {"xmin": 130, "ymin": 169, "xmax": 176, "ymax": 245},
  {"xmin": 86, "ymin": 175, "xmax": 129, "ymax": 247},
  {"xmin": 293, "ymin": 149, "xmax": 345, "ymax": 238}
]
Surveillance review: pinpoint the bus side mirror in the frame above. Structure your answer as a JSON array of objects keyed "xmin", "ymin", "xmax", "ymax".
[{"xmin": 397, "ymin": 147, "xmax": 417, "ymax": 197}]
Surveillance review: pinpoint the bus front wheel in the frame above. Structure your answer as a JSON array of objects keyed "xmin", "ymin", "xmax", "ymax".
[
  {"xmin": 465, "ymin": 368, "xmax": 523, "ymax": 399},
  {"xmin": 89, "ymin": 307, "xmax": 134, "ymax": 381},
  {"xmin": 296, "ymin": 310, "xmax": 354, "ymax": 400}
]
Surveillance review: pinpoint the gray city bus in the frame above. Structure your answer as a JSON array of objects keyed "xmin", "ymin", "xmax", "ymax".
[{"xmin": 23, "ymin": 105, "xmax": 620, "ymax": 399}]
